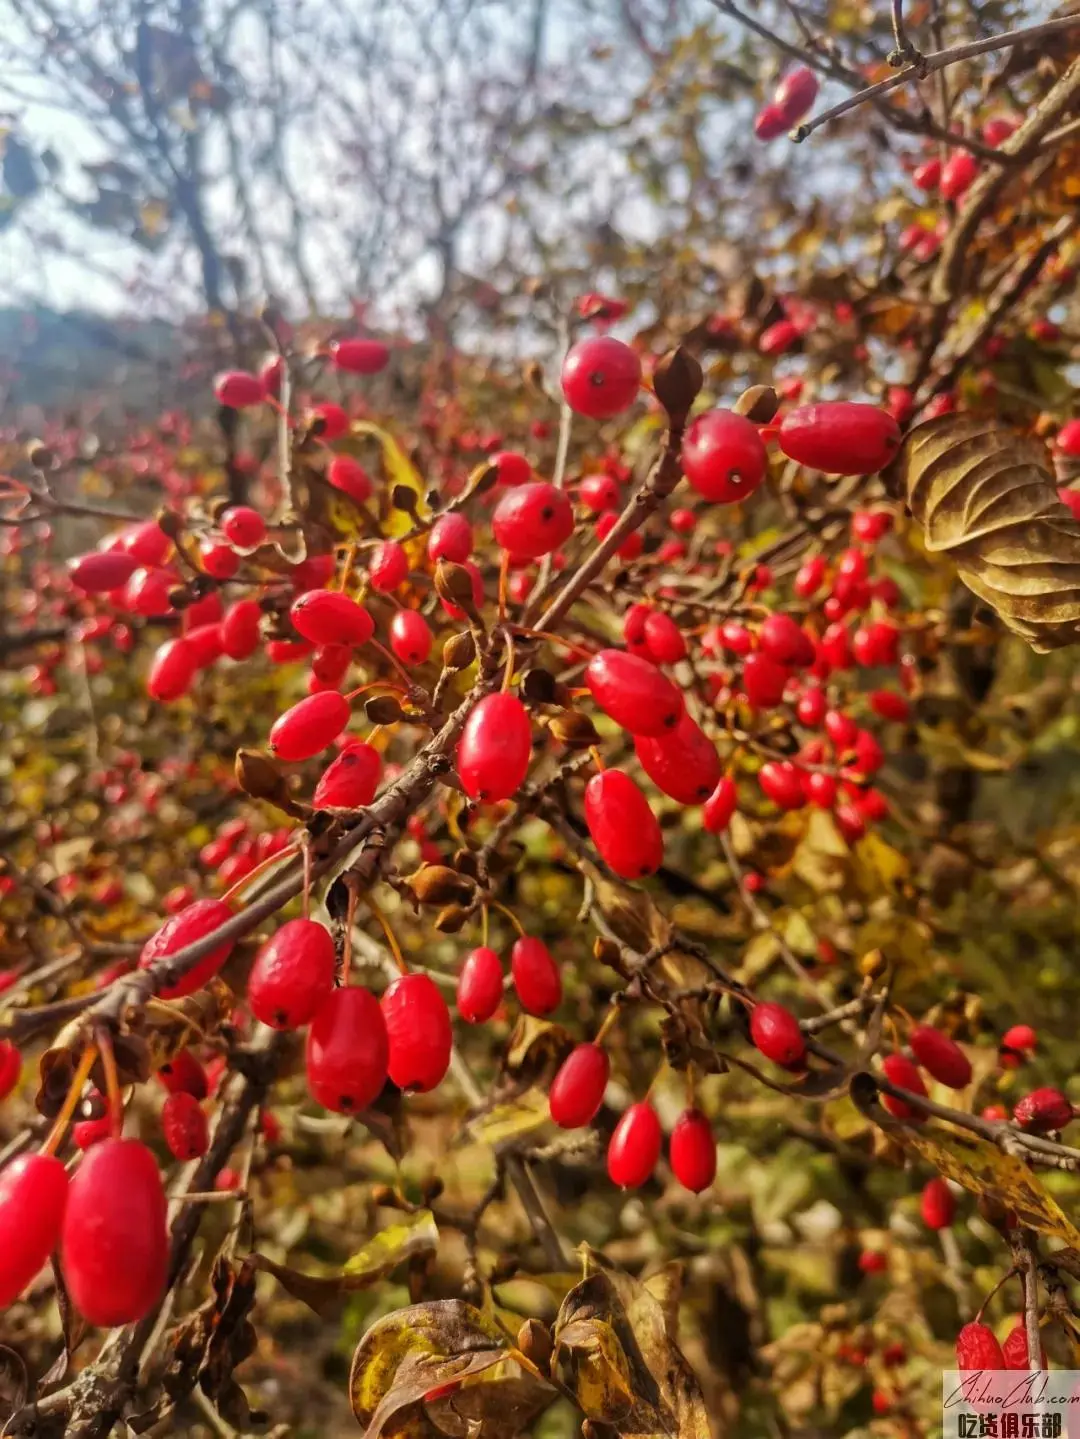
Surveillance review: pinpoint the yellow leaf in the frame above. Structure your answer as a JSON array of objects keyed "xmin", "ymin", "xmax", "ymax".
[
  {"xmin": 353, "ymin": 420, "xmax": 431, "ymax": 537},
  {"xmin": 851, "ymin": 830, "xmax": 909, "ymax": 895},
  {"xmin": 465, "ymin": 1089, "xmax": 551, "ymax": 1149}
]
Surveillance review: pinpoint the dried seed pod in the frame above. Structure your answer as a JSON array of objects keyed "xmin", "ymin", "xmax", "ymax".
[
  {"xmin": 365, "ymin": 695, "xmax": 405, "ymax": 725},
  {"xmin": 442, "ymin": 630, "xmax": 476, "ymax": 672},
  {"xmin": 433, "ymin": 904, "xmax": 471, "ymax": 933},
  {"xmin": 433, "ymin": 560, "xmax": 480, "ymax": 614},
  {"xmin": 733, "ymin": 384, "xmax": 780, "ymax": 424},
  {"xmin": 405, "ymin": 865, "xmax": 476, "ymax": 907},
  {"xmin": 652, "ymin": 345, "xmax": 704, "ymax": 424},
  {"xmin": 549, "ymin": 709, "xmax": 601, "ymax": 749}
]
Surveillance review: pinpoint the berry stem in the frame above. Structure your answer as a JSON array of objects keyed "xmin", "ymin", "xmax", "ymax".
[
  {"xmin": 511, "ymin": 626, "xmax": 595, "ymax": 662},
  {"xmin": 96, "ymin": 1024, "xmax": 123, "ymax": 1140},
  {"xmin": 497, "ymin": 549, "xmax": 510, "ymax": 620},
  {"xmin": 41, "ymin": 1043, "xmax": 98, "ymax": 1156},
  {"xmin": 594, "ymin": 1005, "xmax": 620, "ymax": 1046},
  {"xmin": 368, "ymin": 897, "xmax": 408, "ymax": 974},
  {"xmin": 489, "ymin": 898, "xmax": 526, "ymax": 938},
  {"xmin": 220, "ymin": 841, "xmax": 299, "ymax": 904},
  {"xmin": 337, "ymin": 543, "xmax": 358, "ymax": 592},
  {"xmin": 480, "ymin": 904, "xmax": 490, "ymax": 949}
]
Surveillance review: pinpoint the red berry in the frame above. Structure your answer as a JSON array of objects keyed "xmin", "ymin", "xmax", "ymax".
[
  {"xmin": 457, "ymin": 946, "xmax": 504, "ymax": 1024},
  {"xmin": 750, "ymin": 1002, "xmax": 806, "ymax": 1068},
  {"xmin": 123, "ymin": 566, "xmax": 175, "ymax": 616},
  {"xmin": 717, "ymin": 620, "xmax": 754, "ymax": 656},
  {"xmin": 742, "ymin": 652, "xmax": 790, "ymax": 709},
  {"xmin": 759, "ymin": 318, "xmax": 802, "ymax": 353},
  {"xmin": 0, "ymin": 1153, "xmax": 68, "ymax": 1308},
  {"xmin": 311, "ymin": 643, "xmax": 351, "ymax": 686},
  {"xmin": 758, "ymin": 760, "xmax": 806, "ymax": 811},
  {"xmin": 492, "ymin": 450, "xmax": 531, "ymax": 486},
  {"xmin": 0, "ymin": 1040, "xmax": 20, "ymax": 1100},
  {"xmin": 585, "ymin": 649, "xmax": 684, "ymax": 736},
  {"xmin": 61, "ymin": 1138, "xmax": 167, "ymax": 1325},
  {"xmin": 249, "ymin": 918, "xmax": 336, "ymax": 1030},
  {"xmin": 220, "ymin": 506, "xmax": 265, "ymax": 549},
  {"xmin": 858, "ymin": 1250, "xmax": 887, "ymax": 1274},
  {"xmin": 1002, "ymin": 1323, "xmax": 1047, "ymax": 1371},
  {"xmin": 492, "ymin": 482, "xmax": 575, "ymax": 559},
  {"xmin": 368, "ymin": 540, "xmax": 409, "ymax": 591},
  {"xmin": 825, "ymin": 709, "xmax": 858, "ymax": 749},
  {"xmin": 585, "ymin": 769, "xmax": 663, "ymax": 878},
  {"xmin": 579, "ymin": 473, "xmax": 621, "ymax": 512},
  {"xmin": 1003, "ymin": 1024, "xmax": 1037, "ymax": 1052},
  {"xmin": 956, "ymin": 1321, "xmax": 1004, "ymax": 1369},
  {"xmin": 913, "ymin": 158, "xmax": 942, "ymax": 191},
  {"xmin": 161, "ymin": 1091, "xmax": 209, "ymax": 1161},
  {"xmin": 851, "ymin": 509, "xmax": 892, "ymax": 544},
  {"xmin": 139, "ymin": 897, "xmax": 234, "ymax": 1000},
  {"xmin": 313, "ymin": 742, "xmax": 381, "ymax": 809},
  {"xmin": 871, "ymin": 1392, "xmax": 891, "ymax": 1417},
  {"xmin": 607, "ymin": 1102, "xmax": 662, "ymax": 1188},
  {"xmin": 327, "ymin": 455, "xmax": 373, "ymax": 504},
  {"xmin": 550, "ymin": 1043, "xmax": 610, "ymax": 1129},
  {"xmin": 774, "ymin": 65, "xmax": 817, "ymax": 119},
  {"xmin": 457, "ymin": 692, "xmax": 533, "ymax": 802},
  {"xmin": 220, "ymin": 600, "xmax": 262, "ymax": 660},
  {"xmin": 290, "ymin": 590, "xmax": 373, "ymax": 647},
  {"xmin": 921, "ymin": 1176, "xmax": 956, "ymax": 1230},
  {"xmin": 259, "ymin": 354, "xmax": 284, "ymax": 397},
  {"xmin": 778, "ymin": 404, "xmax": 901, "ymax": 476},
  {"xmin": 623, "ymin": 603, "xmax": 652, "ymax": 658},
  {"xmin": 881, "ymin": 1052, "xmax": 928, "ymax": 1120},
  {"xmin": 382, "ymin": 973, "xmax": 452, "ymax": 1093},
  {"xmin": 390, "ymin": 609, "xmax": 433, "ymax": 666},
  {"xmin": 820, "ymin": 623, "xmax": 853, "ymax": 671},
  {"xmin": 1014, "ymin": 1087, "xmax": 1073, "ymax": 1133},
  {"xmin": 214, "ymin": 370, "xmax": 263, "ymax": 408},
  {"xmin": 305, "ymin": 986, "xmax": 388, "ymax": 1113},
  {"xmin": 940, "ymin": 149, "xmax": 979, "ymax": 201},
  {"xmin": 703, "ymin": 777, "xmax": 738, "ymax": 833},
  {"xmin": 157, "ymin": 1049, "xmax": 208, "ymax": 1099},
  {"xmin": 428, "ymin": 513, "xmax": 473, "ymax": 564},
  {"xmin": 669, "ymin": 1107, "xmax": 716, "ymax": 1192},
  {"xmin": 69, "ymin": 550, "xmax": 139, "ymax": 594},
  {"xmin": 681, "ymin": 410, "xmax": 768, "ymax": 504},
  {"xmin": 802, "ymin": 771, "xmax": 837, "ymax": 809},
  {"xmin": 754, "ymin": 103, "xmax": 789, "ymax": 141},
  {"xmin": 1057, "ymin": 420, "xmax": 1080, "ymax": 458},
  {"xmin": 909, "ymin": 1026, "xmax": 972, "ymax": 1090},
  {"xmin": 148, "ymin": 638, "xmax": 198, "ymax": 702},
  {"xmin": 185, "ymin": 623, "xmax": 224, "ymax": 669},
  {"xmin": 269, "ymin": 691, "xmax": 350, "ymax": 761},
  {"xmin": 759, "ymin": 614, "xmax": 813, "ymax": 668},
  {"xmin": 870, "ymin": 689, "xmax": 909, "ymax": 723},
  {"xmin": 330, "ymin": 338, "xmax": 389, "ymax": 374},
  {"xmin": 561, "ymin": 337, "xmax": 642, "ymax": 419},
  {"xmin": 309, "ymin": 401, "xmax": 349, "ymax": 440},
  {"xmin": 642, "ymin": 611, "xmax": 687, "ymax": 665},
  {"xmin": 796, "ymin": 687, "xmax": 826, "ymax": 727},
  {"xmin": 635, "ymin": 713, "xmax": 721, "ymax": 805},
  {"xmin": 119, "ymin": 520, "xmax": 171, "ymax": 567},
  {"xmin": 73, "ymin": 1111, "xmax": 112, "ymax": 1151},
  {"xmin": 511, "ymin": 936, "xmax": 562, "ymax": 1016},
  {"xmin": 594, "ymin": 509, "xmax": 642, "ymax": 559}
]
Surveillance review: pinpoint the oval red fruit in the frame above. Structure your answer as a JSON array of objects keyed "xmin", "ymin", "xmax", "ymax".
[
  {"xmin": 147, "ymin": 638, "xmax": 198, "ymax": 702},
  {"xmin": 368, "ymin": 540, "xmax": 408, "ymax": 591},
  {"xmin": 681, "ymin": 410, "xmax": 768, "ymax": 504},
  {"xmin": 607, "ymin": 1102, "xmax": 662, "ymax": 1188},
  {"xmin": 249, "ymin": 918, "xmax": 336, "ymax": 1029},
  {"xmin": 457, "ymin": 946, "xmax": 504, "ymax": 1024},
  {"xmin": 1014, "ymin": 1087, "xmax": 1072, "ymax": 1133},
  {"xmin": 881, "ymin": 1052, "xmax": 928, "ymax": 1120},
  {"xmin": 634, "ymin": 712, "xmax": 721, "ymax": 805},
  {"xmin": 305, "ymin": 986, "xmax": 388, "ymax": 1113},
  {"xmin": 214, "ymin": 370, "xmax": 264, "ymax": 408},
  {"xmin": 908, "ymin": 1025, "xmax": 972, "ymax": 1090},
  {"xmin": 585, "ymin": 649, "xmax": 684, "ymax": 736},
  {"xmin": 382, "ymin": 973, "xmax": 453, "ymax": 1093},
  {"xmin": 290, "ymin": 590, "xmax": 373, "ymax": 647},
  {"xmin": 561, "ymin": 337, "xmax": 642, "ymax": 419},
  {"xmin": 956, "ymin": 1321, "xmax": 1005, "ymax": 1370},
  {"xmin": 921, "ymin": 1176, "xmax": 955, "ymax": 1230},
  {"xmin": 703, "ymin": 777, "xmax": 738, "ymax": 833},
  {"xmin": 585, "ymin": 769, "xmax": 663, "ymax": 878},
  {"xmin": 492, "ymin": 482, "xmax": 575, "ymax": 559},
  {"xmin": 220, "ymin": 600, "xmax": 262, "ymax": 660},
  {"xmin": 389, "ymin": 609, "xmax": 433, "ymax": 666},
  {"xmin": 457, "ymin": 693, "xmax": 533, "ymax": 802},
  {"xmin": 511, "ymin": 936, "xmax": 562, "ymax": 1016},
  {"xmin": 162, "ymin": 1091, "xmax": 209, "ymax": 1161},
  {"xmin": 139, "ymin": 897, "xmax": 234, "ymax": 1000},
  {"xmin": 268, "ymin": 691, "xmax": 350, "ymax": 761},
  {"xmin": 750, "ymin": 1002, "xmax": 806, "ymax": 1069},
  {"xmin": 0, "ymin": 1153, "xmax": 68, "ymax": 1308},
  {"xmin": 550, "ymin": 1043, "xmax": 610, "ymax": 1129},
  {"xmin": 313, "ymin": 742, "xmax": 381, "ymax": 809},
  {"xmin": 778, "ymin": 403, "xmax": 901, "ymax": 476},
  {"xmin": 669, "ymin": 1108, "xmax": 716, "ymax": 1192},
  {"xmin": 331, "ymin": 338, "xmax": 389, "ymax": 374}
]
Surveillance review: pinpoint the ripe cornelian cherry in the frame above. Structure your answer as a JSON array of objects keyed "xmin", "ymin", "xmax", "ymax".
[
  {"xmin": 1003, "ymin": 1023, "xmax": 1037, "ymax": 1053},
  {"xmin": 880, "ymin": 1052, "xmax": 928, "ymax": 1120},
  {"xmin": 940, "ymin": 149, "xmax": 979, "ymax": 201},
  {"xmin": 220, "ymin": 505, "xmax": 265, "ymax": 549},
  {"xmin": 457, "ymin": 692, "xmax": 533, "ymax": 802},
  {"xmin": 309, "ymin": 401, "xmax": 349, "ymax": 440},
  {"xmin": 642, "ymin": 611, "xmax": 687, "ymax": 665},
  {"xmin": 561, "ymin": 337, "xmax": 642, "ymax": 419},
  {"xmin": 0, "ymin": 1153, "xmax": 68, "ymax": 1308},
  {"xmin": 607, "ymin": 1102, "xmax": 662, "ymax": 1188},
  {"xmin": 794, "ymin": 554, "xmax": 827, "ymax": 597},
  {"xmin": 492, "ymin": 450, "xmax": 531, "ymax": 485},
  {"xmin": 368, "ymin": 540, "xmax": 409, "ymax": 591},
  {"xmin": 669, "ymin": 1108, "xmax": 716, "ymax": 1192},
  {"xmin": 382, "ymin": 973, "xmax": 453, "ymax": 1093},
  {"xmin": 1014, "ymin": 1087, "xmax": 1072, "ymax": 1132},
  {"xmin": 778, "ymin": 403, "xmax": 901, "ymax": 476},
  {"xmin": 870, "ymin": 689, "xmax": 909, "ymax": 723},
  {"xmin": 909, "ymin": 1025, "xmax": 972, "ymax": 1090},
  {"xmin": 703, "ymin": 777, "xmax": 738, "ymax": 833},
  {"xmin": 802, "ymin": 771, "xmax": 836, "ymax": 808},
  {"xmin": 313, "ymin": 741, "xmax": 381, "ymax": 809},
  {"xmin": 311, "ymin": 643, "xmax": 351, "ymax": 686},
  {"xmin": 796, "ymin": 687, "xmax": 826, "ymax": 726},
  {"xmin": 774, "ymin": 65, "xmax": 818, "ymax": 122},
  {"xmin": 124, "ymin": 565, "xmax": 174, "ymax": 616},
  {"xmin": 585, "ymin": 649, "xmax": 684, "ymax": 736},
  {"xmin": 750, "ymin": 1002, "xmax": 805, "ymax": 1069},
  {"xmin": 62, "ymin": 1138, "xmax": 168, "ymax": 1325},
  {"xmin": 1002, "ymin": 1323, "xmax": 1047, "ymax": 1371},
  {"xmin": 0, "ymin": 1039, "xmax": 20, "ymax": 1100},
  {"xmin": 428, "ymin": 513, "xmax": 473, "ymax": 563},
  {"xmin": 681, "ymin": 410, "xmax": 768, "ymax": 504},
  {"xmin": 585, "ymin": 770, "xmax": 663, "ymax": 878},
  {"xmin": 249, "ymin": 918, "xmax": 336, "ymax": 1029},
  {"xmin": 492, "ymin": 482, "xmax": 575, "ymax": 559},
  {"xmin": 214, "ymin": 370, "xmax": 264, "ymax": 408},
  {"xmin": 623, "ymin": 602, "xmax": 651, "ymax": 658},
  {"xmin": 328, "ymin": 455, "xmax": 373, "ymax": 503},
  {"xmin": 921, "ymin": 1176, "xmax": 955, "ymax": 1230},
  {"xmin": 457, "ymin": 946, "xmax": 504, "ymax": 1024},
  {"xmin": 305, "ymin": 986, "xmax": 388, "ymax": 1113},
  {"xmin": 511, "ymin": 936, "xmax": 562, "ymax": 1015},
  {"xmin": 759, "ymin": 318, "xmax": 801, "ymax": 353},
  {"xmin": 759, "ymin": 614, "xmax": 813, "ymax": 667},
  {"xmin": 754, "ymin": 103, "xmax": 788, "ymax": 141},
  {"xmin": 119, "ymin": 519, "xmax": 171, "ymax": 566},
  {"xmin": 742, "ymin": 652, "xmax": 790, "ymax": 709},
  {"xmin": 635, "ymin": 713, "xmax": 721, "ymax": 805},
  {"xmin": 220, "ymin": 600, "xmax": 262, "ymax": 660},
  {"xmin": 269, "ymin": 691, "xmax": 350, "ymax": 761},
  {"xmin": 331, "ymin": 337, "xmax": 389, "ymax": 373},
  {"xmin": 157, "ymin": 1049, "xmax": 208, "ymax": 1099},
  {"xmin": 162, "ymin": 1091, "xmax": 209, "ymax": 1161},
  {"xmin": 758, "ymin": 761, "xmax": 806, "ymax": 811},
  {"xmin": 389, "ymin": 609, "xmax": 433, "ymax": 666},
  {"xmin": 148, "ymin": 637, "xmax": 197, "ymax": 702},
  {"xmin": 291, "ymin": 590, "xmax": 374, "ymax": 647},
  {"xmin": 202, "ymin": 537, "xmax": 239, "ymax": 577},
  {"xmin": 858, "ymin": 1249, "xmax": 887, "ymax": 1274},
  {"xmin": 580, "ymin": 473, "xmax": 621, "ymax": 512},
  {"xmin": 913, "ymin": 157, "xmax": 941, "ymax": 191},
  {"xmin": 956, "ymin": 1321, "xmax": 1004, "ymax": 1370},
  {"xmin": 69, "ymin": 550, "xmax": 139, "ymax": 593},
  {"xmin": 139, "ymin": 897, "xmax": 234, "ymax": 1000},
  {"xmin": 550, "ymin": 1044, "xmax": 610, "ymax": 1128}
]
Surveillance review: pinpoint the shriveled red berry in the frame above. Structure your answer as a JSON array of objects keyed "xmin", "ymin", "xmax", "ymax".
[
  {"xmin": 607, "ymin": 1102, "xmax": 662, "ymax": 1188},
  {"xmin": 61, "ymin": 1138, "xmax": 167, "ymax": 1325},
  {"xmin": 759, "ymin": 761, "xmax": 806, "ymax": 811},
  {"xmin": 220, "ymin": 600, "xmax": 262, "ymax": 660},
  {"xmin": 585, "ymin": 769, "xmax": 663, "ymax": 878},
  {"xmin": 161, "ymin": 1091, "xmax": 209, "ymax": 1161},
  {"xmin": 635, "ymin": 713, "xmax": 721, "ymax": 805},
  {"xmin": 457, "ymin": 947, "xmax": 504, "ymax": 1024},
  {"xmin": 550, "ymin": 1043, "xmax": 610, "ymax": 1129},
  {"xmin": 585, "ymin": 649, "xmax": 683, "ymax": 736},
  {"xmin": 511, "ymin": 936, "xmax": 562, "ymax": 1016},
  {"xmin": 220, "ymin": 506, "xmax": 265, "ymax": 549},
  {"xmin": 305, "ymin": 986, "xmax": 388, "ymax": 1113},
  {"xmin": 157, "ymin": 1049, "xmax": 208, "ymax": 1099},
  {"xmin": 561, "ymin": 337, "xmax": 642, "ymax": 419},
  {"xmin": 492, "ymin": 482, "xmax": 575, "ymax": 559},
  {"xmin": 368, "ymin": 540, "xmax": 409, "ymax": 591},
  {"xmin": 382, "ymin": 973, "xmax": 453, "ymax": 1093},
  {"xmin": 457, "ymin": 692, "xmax": 533, "ymax": 802},
  {"xmin": 249, "ymin": 918, "xmax": 336, "ymax": 1030},
  {"xmin": 921, "ymin": 1176, "xmax": 956, "ymax": 1230},
  {"xmin": 0, "ymin": 1153, "xmax": 68, "ymax": 1308},
  {"xmin": 313, "ymin": 742, "xmax": 381, "ymax": 809},
  {"xmin": 909, "ymin": 1025, "xmax": 972, "ymax": 1090},
  {"xmin": 269, "ymin": 691, "xmax": 350, "ymax": 761},
  {"xmin": 331, "ymin": 337, "xmax": 389, "ymax": 374},
  {"xmin": 742, "ymin": 652, "xmax": 790, "ymax": 709},
  {"xmin": 214, "ymin": 370, "xmax": 264, "ymax": 408},
  {"xmin": 428, "ymin": 513, "xmax": 473, "ymax": 564},
  {"xmin": 291, "ymin": 590, "xmax": 373, "ymax": 647},
  {"xmin": 669, "ymin": 1108, "xmax": 716, "ymax": 1192},
  {"xmin": 327, "ymin": 455, "xmax": 373, "ymax": 503},
  {"xmin": 703, "ymin": 777, "xmax": 738, "ymax": 833},
  {"xmin": 778, "ymin": 403, "xmax": 901, "ymax": 476},
  {"xmin": 1002, "ymin": 1322, "xmax": 1047, "ymax": 1371},
  {"xmin": 681, "ymin": 410, "xmax": 768, "ymax": 504},
  {"xmin": 390, "ymin": 609, "xmax": 433, "ymax": 665},
  {"xmin": 147, "ymin": 637, "xmax": 198, "ymax": 702},
  {"xmin": 750, "ymin": 1002, "xmax": 806, "ymax": 1069},
  {"xmin": 881, "ymin": 1052, "xmax": 928, "ymax": 1121},
  {"xmin": 139, "ymin": 897, "xmax": 234, "ymax": 1000},
  {"xmin": 1014, "ymin": 1087, "xmax": 1073, "ymax": 1133},
  {"xmin": 956, "ymin": 1321, "xmax": 1004, "ymax": 1369}
]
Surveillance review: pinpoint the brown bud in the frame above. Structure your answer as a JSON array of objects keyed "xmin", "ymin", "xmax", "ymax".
[
  {"xmin": 434, "ymin": 904, "xmax": 470, "ymax": 933},
  {"xmin": 421, "ymin": 1175, "xmax": 445, "ymax": 1203},
  {"xmin": 365, "ymin": 695, "xmax": 405, "ymax": 725},
  {"xmin": 733, "ymin": 384, "xmax": 780, "ymax": 424},
  {"xmin": 452, "ymin": 849, "xmax": 481, "ymax": 880},
  {"xmin": 594, "ymin": 937, "xmax": 623, "ymax": 970},
  {"xmin": 25, "ymin": 440, "xmax": 54, "ymax": 470},
  {"xmin": 489, "ymin": 1254, "xmax": 519, "ymax": 1283},
  {"xmin": 433, "ymin": 560, "xmax": 479, "ymax": 615},
  {"xmin": 235, "ymin": 749, "xmax": 287, "ymax": 803},
  {"xmin": 371, "ymin": 1183, "xmax": 398, "ymax": 1206},
  {"xmin": 167, "ymin": 586, "xmax": 195, "ymax": 609},
  {"xmin": 442, "ymin": 629, "xmax": 476, "ymax": 672},
  {"xmin": 652, "ymin": 346, "xmax": 704, "ymax": 423},
  {"xmin": 154, "ymin": 507, "xmax": 184, "ymax": 539},
  {"xmin": 517, "ymin": 1319, "xmax": 553, "ymax": 1372},
  {"xmin": 469, "ymin": 463, "xmax": 500, "ymax": 498},
  {"xmin": 391, "ymin": 484, "xmax": 420, "ymax": 516},
  {"xmin": 406, "ymin": 865, "xmax": 476, "ymax": 906},
  {"xmin": 549, "ymin": 709, "xmax": 601, "ymax": 749},
  {"xmin": 521, "ymin": 667, "xmax": 558, "ymax": 705},
  {"xmin": 857, "ymin": 948, "xmax": 886, "ymax": 980}
]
